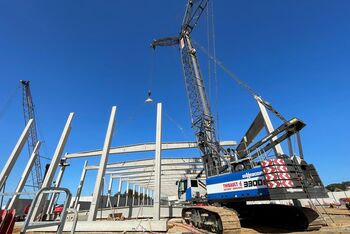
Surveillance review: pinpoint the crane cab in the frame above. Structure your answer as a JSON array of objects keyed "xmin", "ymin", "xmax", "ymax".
[{"xmin": 177, "ymin": 177, "xmax": 206, "ymax": 202}]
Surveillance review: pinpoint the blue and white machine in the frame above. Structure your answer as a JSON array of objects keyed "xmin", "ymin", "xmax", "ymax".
[{"xmin": 179, "ymin": 167, "xmax": 269, "ymax": 202}]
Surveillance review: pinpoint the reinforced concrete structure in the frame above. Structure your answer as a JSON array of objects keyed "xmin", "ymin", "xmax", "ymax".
[{"xmin": 0, "ymin": 103, "xmax": 236, "ymax": 232}]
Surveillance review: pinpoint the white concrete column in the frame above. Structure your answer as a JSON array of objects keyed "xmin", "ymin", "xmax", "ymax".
[
  {"xmin": 125, "ymin": 180, "xmax": 129, "ymax": 206},
  {"xmin": 147, "ymin": 189, "xmax": 151, "ymax": 205},
  {"xmin": 138, "ymin": 186, "xmax": 141, "ymax": 206},
  {"xmin": 73, "ymin": 160, "xmax": 88, "ymax": 210},
  {"xmin": 88, "ymin": 106, "xmax": 117, "ymax": 221},
  {"xmin": 106, "ymin": 176, "xmax": 113, "ymax": 208},
  {"xmin": 145, "ymin": 188, "xmax": 148, "ymax": 206},
  {"xmin": 142, "ymin": 187, "xmax": 145, "ymax": 205},
  {"xmin": 31, "ymin": 113, "xmax": 74, "ymax": 221},
  {"xmin": 153, "ymin": 103, "xmax": 162, "ymax": 220},
  {"xmin": 0, "ymin": 119, "xmax": 33, "ymax": 189},
  {"xmin": 46, "ymin": 160, "xmax": 68, "ymax": 214},
  {"xmin": 116, "ymin": 179, "xmax": 123, "ymax": 207},
  {"xmin": 132, "ymin": 184, "xmax": 136, "ymax": 206},
  {"xmin": 151, "ymin": 190, "xmax": 154, "ymax": 205},
  {"xmin": 7, "ymin": 141, "xmax": 41, "ymax": 210},
  {"xmin": 149, "ymin": 190, "xmax": 152, "ymax": 205}
]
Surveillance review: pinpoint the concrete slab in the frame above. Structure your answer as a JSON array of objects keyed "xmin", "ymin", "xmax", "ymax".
[
  {"xmin": 24, "ymin": 219, "xmax": 168, "ymax": 232},
  {"xmin": 70, "ymin": 206, "xmax": 183, "ymax": 221}
]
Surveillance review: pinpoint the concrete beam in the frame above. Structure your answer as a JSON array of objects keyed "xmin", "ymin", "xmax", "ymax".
[
  {"xmin": 88, "ymin": 106, "xmax": 117, "ymax": 221},
  {"xmin": 103, "ymin": 165, "xmax": 203, "ymax": 172},
  {"xmin": 85, "ymin": 157, "xmax": 202, "ymax": 170},
  {"xmin": 112, "ymin": 175, "xmax": 202, "ymax": 182},
  {"xmin": 105, "ymin": 166, "xmax": 203, "ymax": 175},
  {"xmin": 108, "ymin": 170, "xmax": 200, "ymax": 177},
  {"xmin": 65, "ymin": 141, "xmax": 236, "ymax": 159},
  {"xmin": 110, "ymin": 173, "xmax": 200, "ymax": 180}
]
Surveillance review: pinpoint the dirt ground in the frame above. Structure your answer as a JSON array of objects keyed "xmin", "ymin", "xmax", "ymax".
[
  {"xmin": 167, "ymin": 207, "xmax": 350, "ymax": 234},
  {"xmin": 12, "ymin": 207, "xmax": 350, "ymax": 233}
]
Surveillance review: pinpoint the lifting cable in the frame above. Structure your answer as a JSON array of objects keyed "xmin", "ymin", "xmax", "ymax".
[
  {"xmin": 192, "ymin": 39, "xmax": 288, "ymax": 123},
  {"xmin": 207, "ymin": 0, "xmax": 221, "ymax": 140},
  {"xmin": 0, "ymin": 84, "xmax": 20, "ymax": 122}
]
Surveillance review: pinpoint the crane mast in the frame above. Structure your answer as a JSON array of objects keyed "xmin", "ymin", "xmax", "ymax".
[
  {"xmin": 151, "ymin": 0, "xmax": 226, "ymax": 177},
  {"xmin": 20, "ymin": 80, "xmax": 43, "ymax": 190}
]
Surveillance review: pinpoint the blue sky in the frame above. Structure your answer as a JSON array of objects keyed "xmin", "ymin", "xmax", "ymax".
[{"xmin": 0, "ymin": 0, "xmax": 349, "ymax": 198}]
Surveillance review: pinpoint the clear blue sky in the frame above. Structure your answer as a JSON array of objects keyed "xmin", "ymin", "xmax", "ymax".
[{"xmin": 0, "ymin": 0, "xmax": 349, "ymax": 198}]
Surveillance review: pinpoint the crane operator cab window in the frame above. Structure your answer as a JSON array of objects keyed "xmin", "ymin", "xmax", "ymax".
[
  {"xmin": 177, "ymin": 179, "xmax": 199, "ymax": 199},
  {"xmin": 177, "ymin": 179, "xmax": 187, "ymax": 199}
]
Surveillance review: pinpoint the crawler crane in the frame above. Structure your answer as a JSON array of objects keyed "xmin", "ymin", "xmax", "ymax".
[{"xmin": 151, "ymin": 0, "xmax": 327, "ymax": 233}]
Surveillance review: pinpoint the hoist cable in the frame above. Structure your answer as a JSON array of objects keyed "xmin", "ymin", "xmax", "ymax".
[
  {"xmin": 192, "ymin": 39, "xmax": 287, "ymax": 122},
  {"xmin": 0, "ymin": 84, "xmax": 20, "ymax": 122},
  {"xmin": 210, "ymin": 0, "xmax": 221, "ymax": 140}
]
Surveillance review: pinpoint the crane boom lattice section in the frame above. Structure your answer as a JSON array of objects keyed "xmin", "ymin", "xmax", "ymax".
[
  {"xmin": 21, "ymin": 80, "xmax": 43, "ymax": 190},
  {"xmin": 180, "ymin": 35, "xmax": 222, "ymax": 176}
]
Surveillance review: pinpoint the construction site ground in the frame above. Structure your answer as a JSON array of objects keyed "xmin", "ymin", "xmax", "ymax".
[{"xmin": 13, "ymin": 207, "xmax": 350, "ymax": 234}]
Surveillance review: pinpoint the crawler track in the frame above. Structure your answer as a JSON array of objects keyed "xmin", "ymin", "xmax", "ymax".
[{"xmin": 182, "ymin": 206, "xmax": 241, "ymax": 233}]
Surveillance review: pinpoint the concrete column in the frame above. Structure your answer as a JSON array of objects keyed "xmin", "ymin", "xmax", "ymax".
[
  {"xmin": 31, "ymin": 113, "xmax": 74, "ymax": 221},
  {"xmin": 153, "ymin": 103, "xmax": 162, "ymax": 220},
  {"xmin": 146, "ymin": 189, "xmax": 150, "ymax": 205},
  {"xmin": 144, "ymin": 188, "xmax": 148, "ymax": 206},
  {"xmin": 106, "ymin": 176, "xmax": 113, "ymax": 207},
  {"xmin": 116, "ymin": 179, "xmax": 122, "ymax": 207},
  {"xmin": 151, "ymin": 190, "xmax": 154, "ymax": 205},
  {"xmin": 0, "ymin": 119, "xmax": 33, "ymax": 189},
  {"xmin": 142, "ymin": 187, "xmax": 145, "ymax": 205},
  {"xmin": 7, "ymin": 141, "xmax": 41, "ymax": 210},
  {"xmin": 149, "ymin": 190, "xmax": 151, "ymax": 205},
  {"xmin": 137, "ymin": 186, "xmax": 141, "ymax": 206},
  {"xmin": 46, "ymin": 159, "xmax": 69, "ymax": 214},
  {"xmin": 88, "ymin": 106, "xmax": 117, "ymax": 221},
  {"xmin": 255, "ymin": 96, "xmax": 283, "ymax": 156},
  {"xmin": 73, "ymin": 160, "xmax": 88, "ymax": 210},
  {"xmin": 125, "ymin": 180, "xmax": 129, "ymax": 206},
  {"xmin": 132, "ymin": 184, "xmax": 136, "ymax": 206}
]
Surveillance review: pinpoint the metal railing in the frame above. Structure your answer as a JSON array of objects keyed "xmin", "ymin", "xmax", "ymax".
[{"xmin": 20, "ymin": 187, "xmax": 77, "ymax": 234}]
